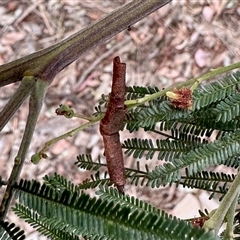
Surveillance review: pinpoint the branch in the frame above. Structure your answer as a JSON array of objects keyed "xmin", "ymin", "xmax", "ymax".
[
  {"xmin": 203, "ymin": 169, "xmax": 240, "ymax": 234},
  {"xmin": 224, "ymin": 194, "xmax": 238, "ymax": 240},
  {"xmin": 0, "ymin": 0, "xmax": 171, "ymax": 87},
  {"xmin": 0, "ymin": 78, "xmax": 48, "ymax": 221},
  {"xmin": 0, "ymin": 76, "xmax": 35, "ymax": 131},
  {"xmin": 100, "ymin": 57, "xmax": 126, "ymax": 193}
]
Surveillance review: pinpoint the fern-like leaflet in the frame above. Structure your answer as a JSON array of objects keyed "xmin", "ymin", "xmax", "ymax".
[
  {"xmin": 12, "ymin": 204, "xmax": 78, "ymax": 240},
  {"xmin": 126, "ymin": 85, "xmax": 160, "ymax": 100},
  {"xmin": 178, "ymin": 169, "xmax": 235, "ymax": 200},
  {"xmin": 75, "ymin": 154, "xmax": 106, "ymax": 171},
  {"xmin": 144, "ymin": 130, "xmax": 240, "ymax": 187},
  {"xmin": 43, "ymin": 173, "xmax": 79, "ymax": 194},
  {"xmin": 213, "ymin": 92, "xmax": 240, "ymax": 123},
  {"xmin": 13, "ymin": 179, "xmax": 219, "ymax": 240},
  {"xmin": 78, "ymin": 171, "xmax": 112, "ymax": 190},
  {"xmin": 123, "ymin": 138, "xmax": 195, "ymax": 161},
  {"xmin": 192, "ymin": 71, "xmax": 240, "ymax": 110}
]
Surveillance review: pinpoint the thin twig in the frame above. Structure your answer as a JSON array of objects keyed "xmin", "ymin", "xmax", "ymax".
[
  {"xmin": 13, "ymin": 1, "xmax": 41, "ymax": 26},
  {"xmin": 34, "ymin": 113, "xmax": 103, "ymax": 161}
]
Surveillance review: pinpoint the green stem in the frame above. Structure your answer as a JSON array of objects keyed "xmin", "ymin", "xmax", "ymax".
[
  {"xmin": 203, "ymin": 168, "xmax": 240, "ymax": 234},
  {"xmin": 0, "ymin": 76, "xmax": 35, "ymax": 131},
  {"xmin": 0, "ymin": 0, "xmax": 171, "ymax": 86},
  {"xmin": 73, "ymin": 113, "xmax": 94, "ymax": 121},
  {"xmin": 36, "ymin": 114, "xmax": 104, "ymax": 160},
  {"xmin": 125, "ymin": 61, "xmax": 240, "ymax": 108},
  {"xmin": 0, "ymin": 78, "xmax": 49, "ymax": 221},
  {"xmin": 224, "ymin": 194, "xmax": 238, "ymax": 240},
  {"xmin": 196, "ymin": 62, "xmax": 240, "ymax": 84}
]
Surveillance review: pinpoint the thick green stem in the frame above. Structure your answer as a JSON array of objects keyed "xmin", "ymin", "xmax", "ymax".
[
  {"xmin": 0, "ymin": 76, "xmax": 35, "ymax": 131},
  {"xmin": 203, "ymin": 169, "xmax": 240, "ymax": 234},
  {"xmin": 0, "ymin": 79, "xmax": 48, "ymax": 221},
  {"xmin": 0, "ymin": 0, "xmax": 171, "ymax": 86}
]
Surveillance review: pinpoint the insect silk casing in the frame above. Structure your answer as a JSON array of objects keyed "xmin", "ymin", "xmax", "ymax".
[
  {"xmin": 101, "ymin": 133, "xmax": 125, "ymax": 192},
  {"xmin": 100, "ymin": 56, "xmax": 126, "ymax": 193}
]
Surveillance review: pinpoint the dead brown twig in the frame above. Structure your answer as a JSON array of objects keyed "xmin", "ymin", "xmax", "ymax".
[{"xmin": 100, "ymin": 56, "xmax": 126, "ymax": 193}]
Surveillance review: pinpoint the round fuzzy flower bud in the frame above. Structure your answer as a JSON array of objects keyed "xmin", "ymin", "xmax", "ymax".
[{"xmin": 166, "ymin": 87, "xmax": 192, "ymax": 109}]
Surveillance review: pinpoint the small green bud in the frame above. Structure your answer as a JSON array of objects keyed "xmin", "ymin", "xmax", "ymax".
[
  {"xmin": 31, "ymin": 153, "xmax": 41, "ymax": 164},
  {"xmin": 55, "ymin": 104, "xmax": 74, "ymax": 118}
]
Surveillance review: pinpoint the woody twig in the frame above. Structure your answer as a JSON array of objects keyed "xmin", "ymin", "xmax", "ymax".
[{"xmin": 100, "ymin": 56, "xmax": 126, "ymax": 193}]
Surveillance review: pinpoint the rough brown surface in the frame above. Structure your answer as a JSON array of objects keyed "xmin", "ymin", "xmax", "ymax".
[{"xmin": 0, "ymin": 1, "xmax": 240, "ymax": 238}]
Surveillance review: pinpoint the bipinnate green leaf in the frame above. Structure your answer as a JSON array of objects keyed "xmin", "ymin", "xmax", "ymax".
[{"xmin": 13, "ymin": 179, "xmax": 219, "ymax": 240}]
